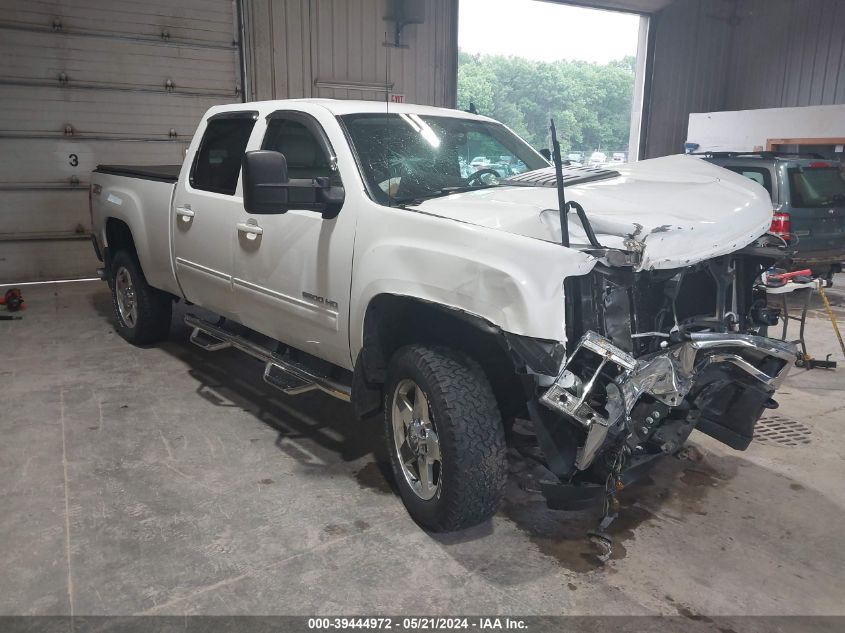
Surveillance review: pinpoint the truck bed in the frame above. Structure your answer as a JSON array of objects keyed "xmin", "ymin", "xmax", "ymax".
[
  {"xmin": 90, "ymin": 165, "xmax": 182, "ymax": 296},
  {"xmin": 94, "ymin": 164, "xmax": 181, "ymax": 183}
]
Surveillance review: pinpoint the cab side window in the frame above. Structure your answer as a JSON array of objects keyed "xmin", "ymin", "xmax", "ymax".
[
  {"xmin": 191, "ymin": 115, "xmax": 257, "ymax": 195},
  {"xmin": 261, "ymin": 118, "xmax": 336, "ymax": 204}
]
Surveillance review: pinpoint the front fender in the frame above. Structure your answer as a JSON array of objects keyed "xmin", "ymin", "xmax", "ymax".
[{"xmin": 350, "ymin": 205, "xmax": 597, "ymax": 359}]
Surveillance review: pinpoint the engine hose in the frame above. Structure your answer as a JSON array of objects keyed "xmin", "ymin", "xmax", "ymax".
[{"xmin": 566, "ymin": 200, "xmax": 604, "ymax": 249}]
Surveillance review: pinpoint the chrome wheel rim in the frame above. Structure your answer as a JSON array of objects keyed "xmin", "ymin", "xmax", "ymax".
[
  {"xmin": 114, "ymin": 266, "xmax": 137, "ymax": 328},
  {"xmin": 392, "ymin": 379, "xmax": 442, "ymax": 501}
]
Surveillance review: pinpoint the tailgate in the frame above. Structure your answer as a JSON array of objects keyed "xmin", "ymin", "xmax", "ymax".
[{"xmin": 787, "ymin": 165, "xmax": 845, "ymax": 259}]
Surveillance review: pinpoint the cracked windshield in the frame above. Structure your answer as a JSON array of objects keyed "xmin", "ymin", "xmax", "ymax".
[{"xmin": 341, "ymin": 113, "xmax": 548, "ymax": 206}]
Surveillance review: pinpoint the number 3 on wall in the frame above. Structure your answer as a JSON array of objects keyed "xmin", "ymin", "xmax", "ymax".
[{"xmin": 69, "ymin": 154, "xmax": 79, "ymax": 167}]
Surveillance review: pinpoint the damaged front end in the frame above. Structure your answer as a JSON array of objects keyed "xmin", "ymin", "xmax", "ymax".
[{"xmin": 528, "ymin": 254, "xmax": 797, "ymax": 511}]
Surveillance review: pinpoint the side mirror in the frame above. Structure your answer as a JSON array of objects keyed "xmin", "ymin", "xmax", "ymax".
[
  {"xmin": 539, "ymin": 148, "xmax": 552, "ymax": 161},
  {"xmin": 243, "ymin": 150, "xmax": 290, "ymax": 214},
  {"xmin": 242, "ymin": 150, "xmax": 345, "ymax": 218}
]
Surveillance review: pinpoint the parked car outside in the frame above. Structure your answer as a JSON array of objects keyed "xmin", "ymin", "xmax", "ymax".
[
  {"xmin": 470, "ymin": 156, "xmax": 490, "ymax": 170},
  {"xmin": 587, "ymin": 151, "xmax": 607, "ymax": 166},
  {"xmin": 567, "ymin": 151, "xmax": 584, "ymax": 165},
  {"xmin": 611, "ymin": 152, "xmax": 626, "ymax": 163},
  {"xmin": 703, "ymin": 153, "xmax": 845, "ymax": 278}
]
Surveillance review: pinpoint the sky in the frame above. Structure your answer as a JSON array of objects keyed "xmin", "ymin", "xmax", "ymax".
[{"xmin": 458, "ymin": 0, "xmax": 641, "ymax": 64}]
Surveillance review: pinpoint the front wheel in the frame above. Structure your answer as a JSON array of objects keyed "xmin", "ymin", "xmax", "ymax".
[
  {"xmin": 110, "ymin": 250, "xmax": 172, "ymax": 345},
  {"xmin": 384, "ymin": 345, "xmax": 507, "ymax": 531}
]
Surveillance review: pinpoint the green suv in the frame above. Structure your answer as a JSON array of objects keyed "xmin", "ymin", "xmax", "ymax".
[{"xmin": 703, "ymin": 152, "xmax": 845, "ymax": 279}]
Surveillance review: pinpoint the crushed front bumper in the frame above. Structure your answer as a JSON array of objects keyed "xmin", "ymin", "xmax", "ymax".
[{"xmin": 540, "ymin": 331, "xmax": 797, "ymax": 472}]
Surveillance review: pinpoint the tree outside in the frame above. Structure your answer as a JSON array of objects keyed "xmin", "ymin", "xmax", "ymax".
[{"xmin": 457, "ymin": 51, "xmax": 636, "ymax": 157}]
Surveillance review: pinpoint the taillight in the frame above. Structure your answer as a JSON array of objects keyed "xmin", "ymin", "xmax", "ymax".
[
  {"xmin": 809, "ymin": 161, "xmax": 831, "ymax": 168},
  {"xmin": 770, "ymin": 211, "xmax": 791, "ymax": 240}
]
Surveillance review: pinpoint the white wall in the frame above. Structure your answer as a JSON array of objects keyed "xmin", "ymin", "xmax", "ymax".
[{"xmin": 687, "ymin": 104, "xmax": 845, "ymax": 153}]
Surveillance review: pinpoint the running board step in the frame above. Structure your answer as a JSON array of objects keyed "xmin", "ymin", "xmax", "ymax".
[
  {"xmin": 189, "ymin": 327, "xmax": 232, "ymax": 351},
  {"xmin": 263, "ymin": 363, "xmax": 314, "ymax": 395},
  {"xmin": 185, "ymin": 314, "xmax": 351, "ymax": 402}
]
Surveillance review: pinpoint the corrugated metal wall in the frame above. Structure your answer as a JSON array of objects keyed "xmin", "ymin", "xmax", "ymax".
[
  {"xmin": 242, "ymin": 0, "xmax": 458, "ymax": 107},
  {"xmin": 641, "ymin": 0, "xmax": 735, "ymax": 158},
  {"xmin": 726, "ymin": 0, "xmax": 845, "ymax": 110},
  {"xmin": 0, "ymin": 0, "xmax": 240, "ymax": 283},
  {"xmin": 643, "ymin": 0, "xmax": 845, "ymax": 158},
  {"xmin": 1, "ymin": 0, "xmax": 456, "ymax": 282}
]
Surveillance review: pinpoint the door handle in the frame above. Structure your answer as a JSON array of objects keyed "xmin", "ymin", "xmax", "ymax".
[
  {"xmin": 237, "ymin": 221, "xmax": 263, "ymax": 240},
  {"xmin": 176, "ymin": 206, "xmax": 195, "ymax": 222}
]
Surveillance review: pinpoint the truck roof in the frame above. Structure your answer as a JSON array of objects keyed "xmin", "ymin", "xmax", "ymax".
[{"xmin": 205, "ymin": 98, "xmax": 497, "ymax": 123}]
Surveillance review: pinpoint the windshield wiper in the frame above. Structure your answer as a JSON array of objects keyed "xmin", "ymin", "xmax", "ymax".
[{"xmin": 393, "ymin": 184, "xmax": 498, "ymax": 207}]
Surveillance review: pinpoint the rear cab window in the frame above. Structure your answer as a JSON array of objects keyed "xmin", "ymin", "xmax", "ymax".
[
  {"xmin": 190, "ymin": 112, "xmax": 258, "ymax": 195},
  {"xmin": 787, "ymin": 165, "xmax": 845, "ymax": 208},
  {"xmin": 723, "ymin": 166, "xmax": 774, "ymax": 199}
]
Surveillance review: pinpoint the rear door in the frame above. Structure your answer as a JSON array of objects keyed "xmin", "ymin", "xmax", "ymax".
[
  {"xmin": 231, "ymin": 107, "xmax": 358, "ymax": 369},
  {"xmin": 173, "ymin": 112, "xmax": 257, "ymax": 318},
  {"xmin": 785, "ymin": 163, "xmax": 845, "ymax": 264}
]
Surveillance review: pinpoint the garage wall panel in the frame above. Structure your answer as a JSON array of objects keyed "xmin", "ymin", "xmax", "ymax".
[
  {"xmin": 0, "ymin": 139, "xmax": 186, "ymax": 186},
  {"xmin": 311, "ymin": 0, "xmax": 393, "ymax": 101},
  {"xmin": 0, "ymin": 30, "xmax": 238, "ymax": 94},
  {"xmin": 0, "ymin": 0, "xmax": 240, "ymax": 283},
  {"xmin": 0, "ymin": 139, "xmax": 185, "ymax": 241},
  {"xmin": 725, "ymin": 0, "xmax": 845, "ymax": 110},
  {"xmin": 0, "ymin": 240, "xmax": 97, "ymax": 284},
  {"xmin": 2, "ymin": 0, "xmax": 237, "ymax": 46},
  {"xmin": 242, "ymin": 0, "xmax": 313, "ymax": 101},
  {"xmin": 0, "ymin": 87, "xmax": 222, "ymax": 137},
  {"xmin": 0, "ymin": 190, "xmax": 90, "ymax": 239},
  {"xmin": 641, "ymin": 0, "xmax": 734, "ymax": 158},
  {"xmin": 243, "ymin": 0, "xmax": 458, "ymax": 107},
  {"xmin": 642, "ymin": 0, "xmax": 845, "ymax": 158}
]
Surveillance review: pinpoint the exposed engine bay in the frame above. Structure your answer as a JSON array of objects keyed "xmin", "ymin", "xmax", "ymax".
[{"xmin": 528, "ymin": 251, "xmax": 797, "ymax": 515}]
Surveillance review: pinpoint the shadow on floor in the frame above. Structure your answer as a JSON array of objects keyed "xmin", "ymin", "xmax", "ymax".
[
  {"xmin": 92, "ymin": 290, "xmax": 390, "ymax": 469},
  {"xmin": 89, "ymin": 289, "xmax": 845, "ymax": 589}
]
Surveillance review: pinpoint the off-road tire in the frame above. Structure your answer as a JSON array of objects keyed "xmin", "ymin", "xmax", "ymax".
[
  {"xmin": 110, "ymin": 250, "xmax": 172, "ymax": 345},
  {"xmin": 384, "ymin": 345, "xmax": 507, "ymax": 531}
]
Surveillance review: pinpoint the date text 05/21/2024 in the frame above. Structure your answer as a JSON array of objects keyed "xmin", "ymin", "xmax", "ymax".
[{"xmin": 307, "ymin": 617, "xmax": 528, "ymax": 630}]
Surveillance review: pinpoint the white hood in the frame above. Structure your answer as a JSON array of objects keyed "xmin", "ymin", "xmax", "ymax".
[{"xmin": 411, "ymin": 155, "xmax": 773, "ymax": 271}]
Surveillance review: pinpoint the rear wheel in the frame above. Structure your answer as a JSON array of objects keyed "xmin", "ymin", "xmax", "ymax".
[
  {"xmin": 110, "ymin": 250, "xmax": 172, "ymax": 345},
  {"xmin": 384, "ymin": 345, "xmax": 507, "ymax": 531}
]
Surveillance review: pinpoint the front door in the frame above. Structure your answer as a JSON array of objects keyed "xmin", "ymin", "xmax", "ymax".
[
  {"xmin": 232, "ymin": 111, "xmax": 357, "ymax": 369},
  {"xmin": 173, "ymin": 112, "xmax": 257, "ymax": 318}
]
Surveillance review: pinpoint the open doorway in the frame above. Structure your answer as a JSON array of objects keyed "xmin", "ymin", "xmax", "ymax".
[{"xmin": 457, "ymin": 0, "xmax": 647, "ymax": 164}]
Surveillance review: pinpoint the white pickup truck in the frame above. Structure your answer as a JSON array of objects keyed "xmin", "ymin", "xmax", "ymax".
[{"xmin": 90, "ymin": 99, "xmax": 796, "ymax": 532}]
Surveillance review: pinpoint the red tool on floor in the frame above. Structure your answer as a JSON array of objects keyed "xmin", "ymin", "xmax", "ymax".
[
  {"xmin": 0, "ymin": 288, "xmax": 25, "ymax": 320},
  {"xmin": 761, "ymin": 268, "xmax": 813, "ymax": 287}
]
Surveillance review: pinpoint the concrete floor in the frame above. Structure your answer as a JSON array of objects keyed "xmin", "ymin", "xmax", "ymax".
[{"xmin": 2, "ymin": 279, "xmax": 845, "ymax": 619}]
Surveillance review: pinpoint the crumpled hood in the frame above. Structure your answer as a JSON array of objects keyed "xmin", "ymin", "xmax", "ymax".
[{"xmin": 411, "ymin": 155, "xmax": 774, "ymax": 271}]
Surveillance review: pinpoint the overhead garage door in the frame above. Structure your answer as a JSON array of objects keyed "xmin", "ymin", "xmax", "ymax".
[{"xmin": 0, "ymin": 0, "xmax": 242, "ymax": 283}]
